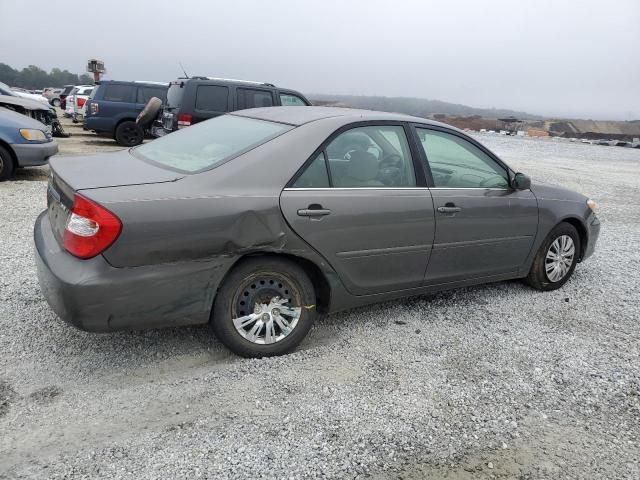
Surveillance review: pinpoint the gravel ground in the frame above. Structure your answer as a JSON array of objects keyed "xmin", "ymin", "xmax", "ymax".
[{"xmin": 0, "ymin": 132, "xmax": 639, "ymax": 479}]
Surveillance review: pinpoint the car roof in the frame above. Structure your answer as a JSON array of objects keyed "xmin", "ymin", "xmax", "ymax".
[
  {"xmin": 174, "ymin": 76, "xmax": 275, "ymax": 88},
  {"xmin": 231, "ymin": 106, "xmax": 452, "ymax": 128},
  {"xmin": 99, "ymin": 80, "xmax": 168, "ymax": 86}
]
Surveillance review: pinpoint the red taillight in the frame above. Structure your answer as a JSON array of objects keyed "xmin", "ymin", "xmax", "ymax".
[
  {"xmin": 177, "ymin": 113, "xmax": 192, "ymax": 128},
  {"xmin": 77, "ymin": 97, "xmax": 86, "ymax": 107},
  {"xmin": 63, "ymin": 194, "xmax": 122, "ymax": 259}
]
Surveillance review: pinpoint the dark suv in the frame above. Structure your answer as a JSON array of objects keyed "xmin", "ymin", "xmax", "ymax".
[
  {"xmin": 156, "ymin": 77, "xmax": 310, "ymax": 135},
  {"xmin": 84, "ymin": 80, "xmax": 168, "ymax": 146}
]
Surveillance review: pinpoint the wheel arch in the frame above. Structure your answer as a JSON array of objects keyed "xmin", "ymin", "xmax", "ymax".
[
  {"xmin": 216, "ymin": 252, "xmax": 332, "ymax": 314},
  {"xmin": 114, "ymin": 117, "xmax": 138, "ymax": 130},
  {"xmin": 0, "ymin": 139, "xmax": 18, "ymax": 168},
  {"xmin": 558, "ymin": 216, "xmax": 587, "ymax": 260}
]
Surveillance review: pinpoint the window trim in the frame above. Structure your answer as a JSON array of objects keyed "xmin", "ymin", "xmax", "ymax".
[
  {"xmin": 410, "ymin": 123, "xmax": 515, "ymax": 189},
  {"xmin": 286, "ymin": 121, "xmax": 427, "ymax": 189}
]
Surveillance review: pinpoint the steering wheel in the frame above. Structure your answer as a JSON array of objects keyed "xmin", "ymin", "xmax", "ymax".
[
  {"xmin": 342, "ymin": 144, "xmax": 365, "ymax": 160},
  {"xmin": 378, "ymin": 153, "xmax": 403, "ymax": 186}
]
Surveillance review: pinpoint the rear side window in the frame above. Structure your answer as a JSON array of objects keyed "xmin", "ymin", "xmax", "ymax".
[
  {"xmin": 195, "ymin": 85, "xmax": 229, "ymax": 112},
  {"xmin": 237, "ymin": 88, "xmax": 274, "ymax": 109},
  {"xmin": 103, "ymin": 84, "xmax": 135, "ymax": 102},
  {"xmin": 137, "ymin": 87, "xmax": 167, "ymax": 104},
  {"xmin": 133, "ymin": 115, "xmax": 292, "ymax": 173},
  {"xmin": 279, "ymin": 93, "xmax": 307, "ymax": 106},
  {"xmin": 293, "ymin": 153, "xmax": 330, "ymax": 188}
]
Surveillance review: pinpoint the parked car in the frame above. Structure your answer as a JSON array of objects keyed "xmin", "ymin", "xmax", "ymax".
[
  {"xmin": 64, "ymin": 85, "xmax": 93, "ymax": 122},
  {"xmin": 35, "ymin": 107, "xmax": 600, "ymax": 358},
  {"xmin": 153, "ymin": 76, "xmax": 310, "ymax": 136},
  {"xmin": 0, "ymin": 81, "xmax": 49, "ymax": 106},
  {"xmin": 59, "ymin": 85, "xmax": 75, "ymax": 110},
  {"xmin": 84, "ymin": 80, "xmax": 168, "ymax": 146},
  {"xmin": 0, "ymin": 94, "xmax": 56, "ymax": 134},
  {"xmin": 43, "ymin": 88, "xmax": 64, "ymax": 107},
  {"xmin": 0, "ymin": 107, "xmax": 58, "ymax": 180},
  {"xmin": 0, "ymin": 90, "xmax": 69, "ymax": 138}
]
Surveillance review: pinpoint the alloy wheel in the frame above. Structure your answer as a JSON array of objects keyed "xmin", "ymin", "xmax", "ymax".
[{"xmin": 545, "ymin": 235, "xmax": 575, "ymax": 282}]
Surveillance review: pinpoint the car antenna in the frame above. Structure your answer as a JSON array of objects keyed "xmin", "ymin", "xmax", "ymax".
[{"xmin": 179, "ymin": 62, "xmax": 189, "ymax": 78}]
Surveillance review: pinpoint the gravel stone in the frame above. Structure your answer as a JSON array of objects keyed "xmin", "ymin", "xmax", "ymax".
[{"xmin": 0, "ymin": 133, "xmax": 639, "ymax": 479}]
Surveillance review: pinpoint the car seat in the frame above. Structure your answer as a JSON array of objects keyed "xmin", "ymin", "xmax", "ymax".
[{"xmin": 335, "ymin": 150, "xmax": 384, "ymax": 187}]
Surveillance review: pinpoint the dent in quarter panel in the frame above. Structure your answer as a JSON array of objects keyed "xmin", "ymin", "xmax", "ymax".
[{"xmin": 97, "ymin": 190, "xmax": 287, "ymax": 267}]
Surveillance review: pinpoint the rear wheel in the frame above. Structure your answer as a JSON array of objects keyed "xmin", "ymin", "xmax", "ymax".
[
  {"xmin": 211, "ymin": 258, "xmax": 317, "ymax": 358},
  {"xmin": 114, "ymin": 120, "xmax": 144, "ymax": 147},
  {"xmin": 0, "ymin": 145, "xmax": 15, "ymax": 181},
  {"xmin": 525, "ymin": 223, "xmax": 580, "ymax": 291},
  {"xmin": 52, "ymin": 98, "xmax": 61, "ymax": 107}
]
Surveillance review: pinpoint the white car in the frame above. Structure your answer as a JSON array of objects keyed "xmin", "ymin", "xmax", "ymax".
[
  {"xmin": 0, "ymin": 82, "xmax": 50, "ymax": 106},
  {"xmin": 64, "ymin": 85, "xmax": 94, "ymax": 122}
]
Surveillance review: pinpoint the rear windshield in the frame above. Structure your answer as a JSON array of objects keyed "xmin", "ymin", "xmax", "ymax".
[
  {"xmin": 133, "ymin": 115, "xmax": 292, "ymax": 173},
  {"xmin": 166, "ymin": 82, "xmax": 185, "ymax": 109}
]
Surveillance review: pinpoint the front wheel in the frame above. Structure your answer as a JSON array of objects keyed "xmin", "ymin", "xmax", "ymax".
[
  {"xmin": 525, "ymin": 223, "xmax": 580, "ymax": 291},
  {"xmin": 0, "ymin": 145, "xmax": 15, "ymax": 181},
  {"xmin": 211, "ymin": 258, "xmax": 317, "ymax": 358}
]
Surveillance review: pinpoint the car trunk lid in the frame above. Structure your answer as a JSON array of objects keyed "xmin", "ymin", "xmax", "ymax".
[{"xmin": 46, "ymin": 150, "xmax": 183, "ymax": 246}]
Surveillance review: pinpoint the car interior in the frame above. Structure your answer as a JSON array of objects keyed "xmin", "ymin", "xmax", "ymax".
[
  {"xmin": 325, "ymin": 127, "xmax": 417, "ymax": 188},
  {"xmin": 417, "ymin": 129, "xmax": 509, "ymax": 188}
]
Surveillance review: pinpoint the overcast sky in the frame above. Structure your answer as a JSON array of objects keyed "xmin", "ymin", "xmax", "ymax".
[{"xmin": 1, "ymin": 0, "xmax": 638, "ymax": 120}]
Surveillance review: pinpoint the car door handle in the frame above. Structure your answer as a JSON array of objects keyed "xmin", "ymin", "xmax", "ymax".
[
  {"xmin": 437, "ymin": 205, "xmax": 462, "ymax": 214},
  {"xmin": 297, "ymin": 205, "xmax": 331, "ymax": 217}
]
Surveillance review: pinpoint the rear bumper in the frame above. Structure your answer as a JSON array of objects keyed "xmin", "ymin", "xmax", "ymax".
[
  {"xmin": 34, "ymin": 211, "xmax": 232, "ymax": 332},
  {"xmin": 13, "ymin": 141, "xmax": 58, "ymax": 167},
  {"xmin": 583, "ymin": 215, "xmax": 600, "ymax": 261}
]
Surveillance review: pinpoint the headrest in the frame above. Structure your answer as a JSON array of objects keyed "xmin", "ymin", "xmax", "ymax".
[{"xmin": 347, "ymin": 150, "xmax": 378, "ymax": 181}]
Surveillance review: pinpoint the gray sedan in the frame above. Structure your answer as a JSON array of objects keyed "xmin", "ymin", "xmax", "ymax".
[{"xmin": 35, "ymin": 107, "xmax": 600, "ymax": 357}]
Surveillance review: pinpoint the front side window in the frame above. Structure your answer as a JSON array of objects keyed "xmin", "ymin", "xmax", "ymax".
[
  {"xmin": 195, "ymin": 85, "xmax": 229, "ymax": 112},
  {"xmin": 279, "ymin": 93, "xmax": 307, "ymax": 106},
  {"xmin": 237, "ymin": 88, "xmax": 274, "ymax": 109},
  {"xmin": 133, "ymin": 115, "xmax": 292, "ymax": 173},
  {"xmin": 416, "ymin": 128, "xmax": 509, "ymax": 188},
  {"xmin": 325, "ymin": 125, "xmax": 416, "ymax": 188},
  {"xmin": 103, "ymin": 84, "xmax": 134, "ymax": 102}
]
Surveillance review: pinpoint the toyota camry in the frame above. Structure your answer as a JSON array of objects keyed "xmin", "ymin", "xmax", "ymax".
[{"xmin": 35, "ymin": 107, "xmax": 600, "ymax": 357}]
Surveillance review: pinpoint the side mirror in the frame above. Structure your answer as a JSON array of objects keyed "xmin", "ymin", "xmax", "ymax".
[{"xmin": 513, "ymin": 172, "xmax": 531, "ymax": 190}]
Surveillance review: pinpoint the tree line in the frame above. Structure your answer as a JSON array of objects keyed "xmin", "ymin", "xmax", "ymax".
[{"xmin": 0, "ymin": 63, "xmax": 94, "ymax": 90}]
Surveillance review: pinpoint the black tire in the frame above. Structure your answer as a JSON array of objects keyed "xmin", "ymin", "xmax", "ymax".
[
  {"xmin": 525, "ymin": 222, "xmax": 580, "ymax": 291},
  {"xmin": 114, "ymin": 120, "xmax": 144, "ymax": 147},
  {"xmin": 0, "ymin": 145, "xmax": 15, "ymax": 181},
  {"xmin": 211, "ymin": 257, "xmax": 317, "ymax": 358},
  {"xmin": 136, "ymin": 97, "xmax": 162, "ymax": 127},
  {"xmin": 52, "ymin": 98, "xmax": 61, "ymax": 107}
]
